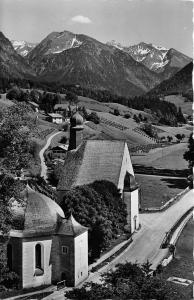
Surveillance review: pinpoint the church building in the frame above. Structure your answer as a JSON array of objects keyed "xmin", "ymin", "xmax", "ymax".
[
  {"xmin": 8, "ymin": 185, "xmax": 88, "ymax": 289},
  {"xmin": 5, "ymin": 110, "xmax": 139, "ymax": 290},
  {"xmin": 57, "ymin": 111, "xmax": 140, "ymax": 234}
]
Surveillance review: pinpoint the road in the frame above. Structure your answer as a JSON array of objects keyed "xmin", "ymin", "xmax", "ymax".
[
  {"xmin": 39, "ymin": 131, "xmax": 61, "ymax": 180},
  {"xmin": 87, "ymin": 188, "xmax": 194, "ymax": 283}
]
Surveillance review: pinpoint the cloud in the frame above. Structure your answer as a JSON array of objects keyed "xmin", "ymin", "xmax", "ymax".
[{"xmin": 71, "ymin": 15, "xmax": 92, "ymax": 24}]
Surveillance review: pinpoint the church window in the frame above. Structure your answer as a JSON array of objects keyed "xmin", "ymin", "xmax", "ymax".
[
  {"xmin": 62, "ymin": 246, "xmax": 69, "ymax": 255},
  {"xmin": 7, "ymin": 244, "xmax": 12, "ymax": 270},
  {"xmin": 35, "ymin": 243, "xmax": 44, "ymax": 276}
]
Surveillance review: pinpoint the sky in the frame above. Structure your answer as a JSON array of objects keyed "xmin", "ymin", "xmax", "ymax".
[{"xmin": 0, "ymin": 0, "xmax": 193, "ymax": 57}]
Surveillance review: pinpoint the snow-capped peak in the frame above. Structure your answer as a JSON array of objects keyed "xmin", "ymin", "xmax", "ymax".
[
  {"xmin": 152, "ymin": 44, "xmax": 169, "ymax": 51},
  {"xmin": 50, "ymin": 35, "xmax": 83, "ymax": 54},
  {"xmin": 12, "ymin": 40, "xmax": 26, "ymax": 47},
  {"xmin": 11, "ymin": 40, "xmax": 37, "ymax": 56}
]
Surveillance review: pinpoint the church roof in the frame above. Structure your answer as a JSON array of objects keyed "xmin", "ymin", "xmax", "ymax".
[
  {"xmin": 11, "ymin": 185, "xmax": 65, "ymax": 237},
  {"xmin": 57, "ymin": 214, "xmax": 88, "ymax": 237},
  {"xmin": 57, "ymin": 140, "xmax": 126, "ymax": 191}
]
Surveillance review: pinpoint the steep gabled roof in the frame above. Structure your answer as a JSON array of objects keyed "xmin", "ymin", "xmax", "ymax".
[{"xmin": 57, "ymin": 140, "xmax": 126, "ymax": 191}]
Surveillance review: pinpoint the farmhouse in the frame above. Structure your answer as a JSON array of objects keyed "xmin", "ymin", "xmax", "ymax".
[
  {"xmin": 8, "ymin": 185, "xmax": 88, "ymax": 289},
  {"xmin": 57, "ymin": 111, "xmax": 140, "ymax": 234},
  {"xmin": 51, "ymin": 144, "xmax": 68, "ymax": 159},
  {"xmin": 48, "ymin": 113, "xmax": 63, "ymax": 124}
]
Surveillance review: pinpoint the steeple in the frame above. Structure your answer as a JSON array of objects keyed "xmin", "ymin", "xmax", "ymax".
[{"xmin": 68, "ymin": 111, "xmax": 84, "ymax": 151}]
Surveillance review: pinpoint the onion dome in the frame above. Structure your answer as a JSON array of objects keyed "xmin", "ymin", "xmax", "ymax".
[
  {"xmin": 11, "ymin": 185, "xmax": 65, "ymax": 237},
  {"xmin": 124, "ymin": 172, "xmax": 139, "ymax": 192},
  {"xmin": 70, "ymin": 111, "xmax": 84, "ymax": 128}
]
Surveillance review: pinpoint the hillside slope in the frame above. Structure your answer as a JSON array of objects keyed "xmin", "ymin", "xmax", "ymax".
[
  {"xmin": 0, "ymin": 32, "xmax": 35, "ymax": 79},
  {"xmin": 148, "ymin": 62, "xmax": 193, "ymax": 97}
]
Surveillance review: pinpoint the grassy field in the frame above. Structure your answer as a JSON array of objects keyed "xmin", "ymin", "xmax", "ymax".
[
  {"xmin": 132, "ymin": 143, "xmax": 188, "ymax": 170},
  {"xmin": 164, "ymin": 95, "xmax": 192, "ymax": 115},
  {"xmin": 78, "ymin": 96, "xmax": 111, "ymax": 113},
  {"xmin": 163, "ymin": 217, "xmax": 193, "ymax": 300},
  {"xmin": 136, "ymin": 174, "xmax": 188, "ymax": 209}
]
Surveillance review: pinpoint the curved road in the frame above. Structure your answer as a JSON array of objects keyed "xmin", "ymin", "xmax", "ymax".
[
  {"xmin": 39, "ymin": 131, "xmax": 62, "ymax": 180},
  {"xmin": 87, "ymin": 188, "xmax": 194, "ymax": 283}
]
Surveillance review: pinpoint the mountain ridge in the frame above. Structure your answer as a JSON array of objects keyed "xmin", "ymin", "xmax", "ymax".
[{"xmin": 0, "ymin": 32, "xmax": 36, "ymax": 79}]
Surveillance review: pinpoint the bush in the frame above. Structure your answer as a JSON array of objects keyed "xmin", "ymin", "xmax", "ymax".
[
  {"xmin": 60, "ymin": 136, "xmax": 67, "ymax": 144},
  {"xmin": 124, "ymin": 113, "xmax": 131, "ymax": 119},
  {"xmin": 59, "ymin": 180, "xmax": 127, "ymax": 261},
  {"xmin": 113, "ymin": 108, "xmax": 120, "ymax": 116},
  {"xmin": 88, "ymin": 112, "xmax": 100, "ymax": 124}
]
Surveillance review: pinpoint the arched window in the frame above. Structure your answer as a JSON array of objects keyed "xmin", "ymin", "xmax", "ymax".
[
  {"xmin": 7, "ymin": 244, "xmax": 12, "ymax": 270},
  {"xmin": 35, "ymin": 243, "xmax": 44, "ymax": 276}
]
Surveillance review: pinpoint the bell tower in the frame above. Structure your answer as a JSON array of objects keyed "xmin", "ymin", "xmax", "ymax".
[
  {"xmin": 68, "ymin": 111, "xmax": 84, "ymax": 151},
  {"xmin": 123, "ymin": 172, "xmax": 139, "ymax": 234}
]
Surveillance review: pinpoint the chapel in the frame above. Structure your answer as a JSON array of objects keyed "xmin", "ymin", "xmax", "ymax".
[{"xmin": 7, "ymin": 185, "xmax": 88, "ymax": 289}]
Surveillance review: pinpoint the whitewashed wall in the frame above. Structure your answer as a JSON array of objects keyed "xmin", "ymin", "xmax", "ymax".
[
  {"xmin": 74, "ymin": 231, "xmax": 88, "ymax": 286},
  {"xmin": 22, "ymin": 238, "xmax": 52, "ymax": 289}
]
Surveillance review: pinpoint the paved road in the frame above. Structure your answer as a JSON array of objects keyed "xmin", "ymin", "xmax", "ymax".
[
  {"xmin": 87, "ymin": 189, "xmax": 194, "ymax": 283},
  {"xmin": 39, "ymin": 131, "xmax": 61, "ymax": 179}
]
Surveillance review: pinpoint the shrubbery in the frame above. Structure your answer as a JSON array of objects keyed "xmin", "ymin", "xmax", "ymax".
[{"xmin": 59, "ymin": 180, "xmax": 127, "ymax": 261}]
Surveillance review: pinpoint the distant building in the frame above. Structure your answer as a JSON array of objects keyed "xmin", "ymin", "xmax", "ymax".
[
  {"xmin": 7, "ymin": 185, "xmax": 88, "ymax": 289},
  {"xmin": 48, "ymin": 113, "xmax": 63, "ymax": 124},
  {"xmin": 57, "ymin": 111, "xmax": 140, "ymax": 234},
  {"xmin": 54, "ymin": 104, "xmax": 77, "ymax": 117},
  {"xmin": 51, "ymin": 144, "xmax": 68, "ymax": 159}
]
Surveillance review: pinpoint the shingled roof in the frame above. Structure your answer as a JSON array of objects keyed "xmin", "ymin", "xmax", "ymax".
[
  {"xmin": 11, "ymin": 185, "xmax": 65, "ymax": 237},
  {"xmin": 57, "ymin": 140, "xmax": 126, "ymax": 191},
  {"xmin": 57, "ymin": 214, "xmax": 87, "ymax": 237}
]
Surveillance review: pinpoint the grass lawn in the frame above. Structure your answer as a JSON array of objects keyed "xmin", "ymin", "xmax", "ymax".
[
  {"xmin": 132, "ymin": 143, "xmax": 188, "ymax": 170},
  {"xmin": 136, "ymin": 174, "xmax": 188, "ymax": 209},
  {"xmin": 163, "ymin": 217, "xmax": 193, "ymax": 300}
]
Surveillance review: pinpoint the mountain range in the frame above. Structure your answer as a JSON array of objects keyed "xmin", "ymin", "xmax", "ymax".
[
  {"xmin": 107, "ymin": 40, "xmax": 191, "ymax": 80},
  {"xmin": 0, "ymin": 30, "xmax": 192, "ymax": 97},
  {"xmin": 11, "ymin": 40, "xmax": 37, "ymax": 57}
]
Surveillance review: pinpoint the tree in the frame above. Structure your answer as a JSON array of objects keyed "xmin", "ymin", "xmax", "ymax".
[
  {"xmin": 6, "ymin": 87, "xmax": 22, "ymax": 101},
  {"xmin": 88, "ymin": 112, "xmax": 100, "ymax": 124},
  {"xmin": 133, "ymin": 114, "xmax": 140, "ymax": 123},
  {"xmin": 167, "ymin": 136, "xmax": 173, "ymax": 143},
  {"xmin": 141, "ymin": 260, "xmax": 153, "ymax": 277},
  {"xmin": 0, "ymin": 174, "xmax": 24, "ymax": 287},
  {"xmin": 66, "ymin": 91, "xmax": 78, "ymax": 105},
  {"xmin": 59, "ymin": 181, "xmax": 127, "ymax": 261},
  {"xmin": 183, "ymin": 133, "xmax": 194, "ymax": 170},
  {"xmin": 175, "ymin": 133, "xmax": 183, "ymax": 142},
  {"xmin": 177, "ymin": 107, "xmax": 186, "ymax": 124},
  {"xmin": 0, "ymin": 103, "xmax": 36, "ymax": 173},
  {"xmin": 66, "ymin": 261, "xmax": 176, "ymax": 300},
  {"xmin": 113, "ymin": 108, "xmax": 120, "ymax": 116}
]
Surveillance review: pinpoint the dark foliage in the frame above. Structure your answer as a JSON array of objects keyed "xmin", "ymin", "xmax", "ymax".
[
  {"xmin": 66, "ymin": 261, "xmax": 178, "ymax": 300},
  {"xmin": 60, "ymin": 180, "xmax": 127, "ymax": 260},
  {"xmin": 183, "ymin": 133, "xmax": 194, "ymax": 170}
]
